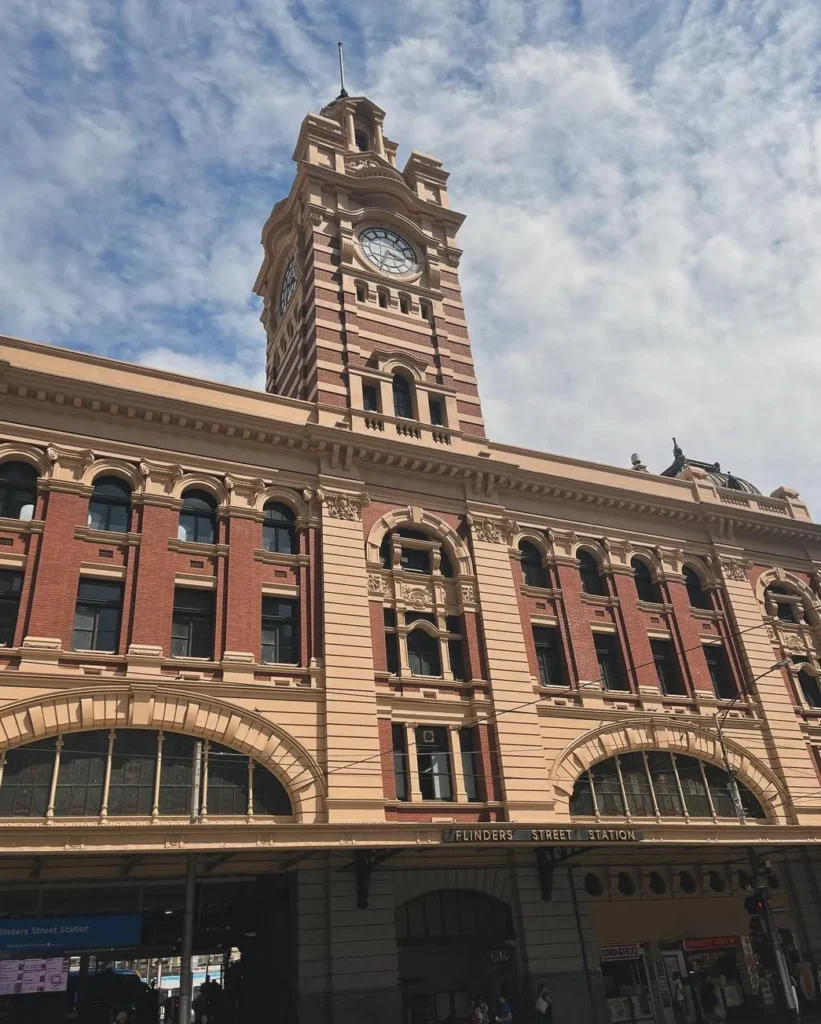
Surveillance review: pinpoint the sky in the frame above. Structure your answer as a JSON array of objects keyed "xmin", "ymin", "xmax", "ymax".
[{"xmin": 2, "ymin": 1, "xmax": 821, "ymax": 510}]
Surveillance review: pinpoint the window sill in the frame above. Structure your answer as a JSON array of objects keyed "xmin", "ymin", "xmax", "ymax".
[
  {"xmin": 167, "ymin": 538, "xmax": 228, "ymax": 556},
  {"xmin": 0, "ymin": 516, "xmax": 44, "ymax": 536},
  {"xmin": 386, "ymin": 800, "xmax": 503, "ymax": 809},
  {"xmin": 636, "ymin": 600, "xmax": 673, "ymax": 613},
  {"xmin": 254, "ymin": 549, "xmax": 310, "ymax": 566},
  {"xmin": 74, "ymin": 526, "xmax": 140, "ymax": 546}
]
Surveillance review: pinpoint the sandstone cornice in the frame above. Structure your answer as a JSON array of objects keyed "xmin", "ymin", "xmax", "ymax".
[{"xmin": 0, "ymin": 333, "xmax": 819, "ymax": 548}]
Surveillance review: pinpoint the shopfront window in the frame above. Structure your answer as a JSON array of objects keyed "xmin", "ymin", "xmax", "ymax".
[{"xmin": 570, "ymin": 751, "xmax": 766, "ymax": 820}]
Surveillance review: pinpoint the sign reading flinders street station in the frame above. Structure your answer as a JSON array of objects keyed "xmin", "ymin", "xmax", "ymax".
[{"xmin": 443, "ymin": 827, "xmax": 643, "ymax": 844}]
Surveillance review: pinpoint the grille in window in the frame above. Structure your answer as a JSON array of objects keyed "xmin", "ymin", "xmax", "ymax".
[
  {"xmin": 98, "ymin": 550, "xmax": 114, "ymax": 558},
  {"xmin": 190, "ymin": 560, "xmax": 205, "ymax": 568},
  {"xmin": 0, "ymin": 538, "xmax": 12, "ymax": 547},
  {"xmin": 274, "ymin": 570, "xmax": 287, "ymax": 578}
]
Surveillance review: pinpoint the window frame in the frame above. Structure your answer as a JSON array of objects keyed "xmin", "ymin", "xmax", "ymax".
[
  {"xmin": 704, "ymin": 643, "xmax": 736, "ymax": 699},
  {"xmin": 594, "ymin": 632, "xmax": 628, "ymax": 691},
  {"xmin": 415, "ymin": 725, "xmax": 453, "ymax": 801},
  {"xmin": 261, "ymin": 596, "xmax": 299, "ymax": 665},
  {"xmin": 407, "ymin": 626, "xmax": 442, "ymax": 678},
  {"xmin": 262, "ymin": 502, "xmax": 296, "ymax": 555},
  {"xmin": 632, "ymin": 557, "xmax": 662, "ymax": 604},
  {"xmin": 72, "ymin": 579, "xmax": 123, "ymax": 653},
  {"xmin": 87, "ymin": 476, "xmax": 132, "ymax": 534},
  {"xmin": 0, "ymin": 462, "xmax": 38, "ymax": 521},
  {"xmin": 0, "ymin": 569, "xmax": 22, "ymax": 646},
  {"xmin": 578, "ymin": 550, "xmax": 605, "ymax": 596},
  {"xmin": 171, "ymin": 587, "xmax": 215, "ymax": 660},
  {"xmin": 650, "ymin": 638, "xmax": 685, "ymax": 696},
  {"xmin": 178, "ymin": 489, "xmax": 217, "ymax": 545},
  {"xmin": 519, "ymin": 541, "xmax": 548, "ymax": 588},
  {"xmin": 392, "ymin": 373, "xmax": 414, "ymax": 419},
  {"xmin": 533, "ymin": 625, "xmax": 564, "ymax": 687}
]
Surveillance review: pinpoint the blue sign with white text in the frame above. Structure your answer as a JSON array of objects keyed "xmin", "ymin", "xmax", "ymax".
[{"xmin": 0, "ymin": 914, "xmax": 142, "ymax": 953}]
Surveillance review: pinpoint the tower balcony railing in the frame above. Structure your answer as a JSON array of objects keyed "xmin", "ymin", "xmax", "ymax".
[{"xmin": 354, "ymin": 409, "xmax": 455, "ymax": 447}]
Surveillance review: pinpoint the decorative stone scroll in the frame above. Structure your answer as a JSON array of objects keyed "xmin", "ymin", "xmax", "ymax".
[
  {"xmin": 719, "ymin": 557, "xmax": 752, "ymax": 582},
  {"xmin": 469, "ymin": 515, "xmax": 520, "ymax": 546},
  {"xmin": 316, "ymin": 488, "xmax": 369, "ymax": 521},
  {"xmin": 402, "ymin": 584, "xmax": 434, "ymax": 610}
]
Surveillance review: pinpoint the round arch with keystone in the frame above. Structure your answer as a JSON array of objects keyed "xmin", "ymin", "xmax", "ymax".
[{"xmin": 0, "ymin": 687, "xmax": 325, "ymax": 822}]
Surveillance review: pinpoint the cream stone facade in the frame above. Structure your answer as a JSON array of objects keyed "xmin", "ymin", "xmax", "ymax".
[{"xmin": 1, "ymin": 93, "xmax": 821, "ymax": 1024}]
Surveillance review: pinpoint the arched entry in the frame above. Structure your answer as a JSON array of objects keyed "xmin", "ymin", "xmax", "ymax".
[{"xmin": 396, "ymin": 889, "xmax": 517, "ymax": 1023}]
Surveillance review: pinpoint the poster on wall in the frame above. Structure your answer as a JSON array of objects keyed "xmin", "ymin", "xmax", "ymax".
[{"xmin": 0, "ymin": 957, "xmax": 69, "ymax": 995}]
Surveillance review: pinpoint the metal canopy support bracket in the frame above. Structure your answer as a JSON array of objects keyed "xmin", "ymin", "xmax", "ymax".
[
  {"xmin": 535, "ymin": 846, "xmax": 587, "ymax": 901},
  {"xmin": 349, "ymin": 849, "xmax": 400, "ymax": 909}
]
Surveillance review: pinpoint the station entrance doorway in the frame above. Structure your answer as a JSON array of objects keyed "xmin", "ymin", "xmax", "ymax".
[{"xmin": 0, "ymin": 851, "xmax": 297, "ymax": 1024}]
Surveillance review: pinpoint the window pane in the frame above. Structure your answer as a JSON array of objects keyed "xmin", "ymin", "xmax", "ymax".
[
  {"xmin": 392, "ymin": 724, "xmax": 409, "ymax": 801},
  {"xmin": 207, "ymin": 742, "xmax": 248, "ymax": 815},
  {"xmin": 0, "ymin": 738, "xmax": 56, "ymax": 817},
  {"xmin": 618, "ymin": 753, "xmax": 655, "ymax": 817},
  {"xmin": 252, "ymin": 764, "xmax": 292, "ymax": 815},
  {"xmin": 108, "ymin": 730, "xmax": 157, "ymax": 816},
  {"xmin": 408, "ymin": 630, "xmax": 441, "ymax": 677},
  {"xmin": 54, "ymin": 731, "xmax": 108, "ymax": 817},
  {"xmin": 459, "ymin": 728, "xmax": 480, "ymax": 802},
  {"xmin": 675, "ymin": 755, "xmax": 711, "ymax": 817},
  {"xmin": 385, "ymin": 632, "xmax": 399, "ymax": 675},
  {"xmin": 570, "ymin": 773, "xmax": 595, "ymax": 816},
  {"xmin": 0, "ymin": 571, "xmax": 22, "ymax": 645},
  {"xmin": 159, "ymin": 734, "xmax": 196, "ymax": 815},
  {"xmin": 416, "ymin": 727, "xmax": 451, "ymax": 801},
  {"xmin": 533, "ymin": 627, "xmax": 563, "ymax": 686},
  {"xmin": 591, "ymin": 759, "xmax": 624, "ymax": 815},
  {"xmin": 703, "ymin": 762, "xmax": 736, "ymax": 818},
  {"xmin": 646, "ymin": 752, "xmax": 682, "ymax": 816}
]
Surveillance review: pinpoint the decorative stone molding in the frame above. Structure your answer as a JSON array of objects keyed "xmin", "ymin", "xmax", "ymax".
[
  {"xmin": 316, "ymin": 488, "xmax": 369, "ymax": 521},
  {"xmin": 469, "ymin": 515, "xmax": 519, "ymax": 546},
  {"xmin": 46, "ymin": 445, "xmax": 94, "ymax": 481},
  {"xmin": 719, "ymin": 557, "xmax": 752, "ymax": 582},
  {"xmin": 401, "ymin": 583, "xmax": 434, "ymax": 610},
  {"xmin": 460, "ymin": 582, "xmax": 477, "ymax": 604},
  {"xmin": 367, "ymin": 573, "xmax": 389, "ymax": 597},
  {"xmin": 138, "ymin": 461, "xmax": 184, "ymax": 496}
]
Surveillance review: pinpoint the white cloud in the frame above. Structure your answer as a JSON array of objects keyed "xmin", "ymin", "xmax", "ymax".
[{"xmin": 2, "ymin": 0, "xmax": 821, "ymax": 511}]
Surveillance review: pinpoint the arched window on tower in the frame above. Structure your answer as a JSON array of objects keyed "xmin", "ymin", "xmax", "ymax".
[
  {"xmin": 263, "ymin": 502, "xmax": 296, "ymax": 554},
  {"xmin": 519, "ymin": 541, "xmax": 547, "ymax": 588},
  {"xmin": 0, "ymin": 462, "xmax": 37, "ymax": 521},
  {"xmin": 578, "ymin": 550, "xmax": 605, "ymax": 596},
  {"xmin": 392, "ymin": 373, "xmax": 414, "ymax": 419},
  {"xmin": 178, "ymin": 489, "xmax": 217, "ymax": 544},
  {"xmin": 88, "ymin": 476, "xmax": 131, "ymax": 533},
  {"xmin": 765, "ymin": 584, "xmax": 803, "ymax": 624},
  {"xmin": 407, "ymin": 626, "xmax": 442, "ymax": 677},
  {"xmin": 354, "ymin": 128, "xmax": 369, "ymax": 152},
  {"xmin": 684, "ymin": 566, "xmax": 712, "ymax": 610},
  {"xmin": 632, "ymin": 557, "xmax": 662, "ymax": 604}
]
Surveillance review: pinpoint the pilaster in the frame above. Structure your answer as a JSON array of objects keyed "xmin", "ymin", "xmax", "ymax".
[
  {"xmin": 318, "ymin": 485, "xmax": 385, "ymax": 822},
  {"xmin": 467, "ymin": 509, "xmax": 552, "ymax": 820}
]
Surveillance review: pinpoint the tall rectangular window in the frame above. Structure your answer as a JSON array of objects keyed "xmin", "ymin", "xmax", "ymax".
[
  {"xmin": 459, "ymin": 727, "xmax": 481, "ymax": 802},
  {"xmin": 391, "ymin": 723, "xmax": 409, "ymax": 801},
  {"xmin": 384, "ymin": 609, "xmax": 399, "ymax": 675},
  {"xmin": 429, "ymin": 397, "xmax": 444, "ymax": 426},
  {"xmin": 446, "ymin": 615, "xmax": 466, "ymax": 681},
  {"xmin": 416, "ymin": 726, "xmax": 452, "ymax": 801},
  {"xmin": 261, "ymin": 597, "xmax": 298, "ymax": 664},
  {"xmin": 595, "ymin": 633, "xmax": 628, "ymax": 690},
  {"xmin": 0, "ymin": 570, "xmax": 22, "ymax": 646},
  {"xmin": 651, "ymin": 638, "xmax": 685, "ymax": 695},
  {"xmin": 72, "ymin": 579, "xmax": 123, "ymax": 652},
  {"xmin": 363, "ymin": 384, "xmax": 379, "ymax": 412},
  {"xmin": 171, "ymin": 588, "xmax": 214, "ymax": 659},
  {"xmin": 704, "ymin": 643, "xmax": 735, "ymax": 699},
  {"xmin": 533, "ymin": 626, "xmax": 564, "ymax": 686}
]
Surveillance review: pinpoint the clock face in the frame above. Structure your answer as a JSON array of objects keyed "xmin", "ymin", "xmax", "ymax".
[
  {"xmin": 278, "ymin": 257, "xmax": 296, "ymax": 317},
  {"xmin": 358, "ymin": 227, "xmax": 419, "ymax": 276}
]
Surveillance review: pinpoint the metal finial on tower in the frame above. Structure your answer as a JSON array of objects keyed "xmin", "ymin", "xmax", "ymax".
[
  {"xmin": 337, "ymin": 42, "xmax": 348, "ymax": 99},
  {"xmin": 672, "ymin": 436, "xmax": 683, "ymax": 460}
]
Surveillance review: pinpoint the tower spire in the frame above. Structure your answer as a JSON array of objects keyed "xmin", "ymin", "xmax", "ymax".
[{"xmin": 337, "ymin": 42, "xmax": 348, "ymax": 99}]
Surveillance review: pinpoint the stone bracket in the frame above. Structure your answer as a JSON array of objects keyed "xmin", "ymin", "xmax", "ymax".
[
  {"xmin": 535, "ymin": 846, "xmax": 587, "ymax": 901},
  {"xmin": 344, "ymin": 849, "xmax": 401, "ymax": 909}
]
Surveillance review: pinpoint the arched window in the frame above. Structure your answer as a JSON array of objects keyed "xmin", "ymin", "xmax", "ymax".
[
  {"xmin": 88, "ymin": 476, "xmax": 131, "ymax": 533},
  {"xmin": 569, "ymin": 752, "xmax": 765, "ymax": 820},
  {"xmin": 766, "ymin": 584, "xmax": 802, "ymax": 624},
  {"xmin": 684, "ymin": 566, "xmax": 712, "ymax": 610},
  {"xmin": 0, "ymin": 462, "xmax": 37, "ymax": 521},
  {"xmin": 354, "ymin": 128, "xmax": 369, "ymax": 152},
  {"xmin": 578, "ymin": 550, "xmax": 605, "ymax": 596},
  {"xmin": 392, "ymin": 374, "xmax": 414, "ymax": 419},
  {"xmin": 178, "ymin": 489, "xmax": 217, "ymax": 544},
  {"xmin": 263, "ymin": 502, "xmax": 296, "ymax": 554},
  {"xmin": 632, "ymin": 557, "xmax": 662, "ymax": 603},
  {"xmin": 0, "ymin": 729, "xmax": 292, "ymax": 818},
  {"xmin": 381, "ymin": 529, "xmax": 431, "ymax": 574},
  {"xmin": 519, "ymin": 541, "xmax": 547, "ymax": 588},
  {"xmin": 407, "ymin": 627, "xmax": 442, "ymax": 677}
]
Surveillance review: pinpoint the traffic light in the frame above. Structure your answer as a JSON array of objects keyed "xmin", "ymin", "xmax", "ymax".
[{"xmin": 745, "ymin": 892, "xmax": 766, "ymax": 916}]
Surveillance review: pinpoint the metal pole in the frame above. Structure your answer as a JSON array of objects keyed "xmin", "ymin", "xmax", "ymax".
[
  {"xmin": 178, "ymin": 741, "xmax": 202, "ymax": 1024},
  {"xmin": 715, "ymin": 715, "xmax": 746, "ymax": 823},
  {"xmin": 337, "ymin": 42, "xmax": 348, "ymax": 98},
  {"xmin": 749, "ymin": 850, "xmax": 799, "ymax": 1022}
]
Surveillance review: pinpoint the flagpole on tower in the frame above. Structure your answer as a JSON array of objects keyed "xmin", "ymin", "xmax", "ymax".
[{"xmin": 337, "ymin": 42, "xmax": 348, "ymax": 98}]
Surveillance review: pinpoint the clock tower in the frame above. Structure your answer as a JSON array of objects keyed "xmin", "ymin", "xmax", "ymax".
[{"xmin": 253, "ymin": 94, "xmax": 486, "ymax": 445}]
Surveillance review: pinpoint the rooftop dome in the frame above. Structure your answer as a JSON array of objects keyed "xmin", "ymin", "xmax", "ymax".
[{"xmin": 660, "ymin": 439, "xmax": 760, "ymax": 495}]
